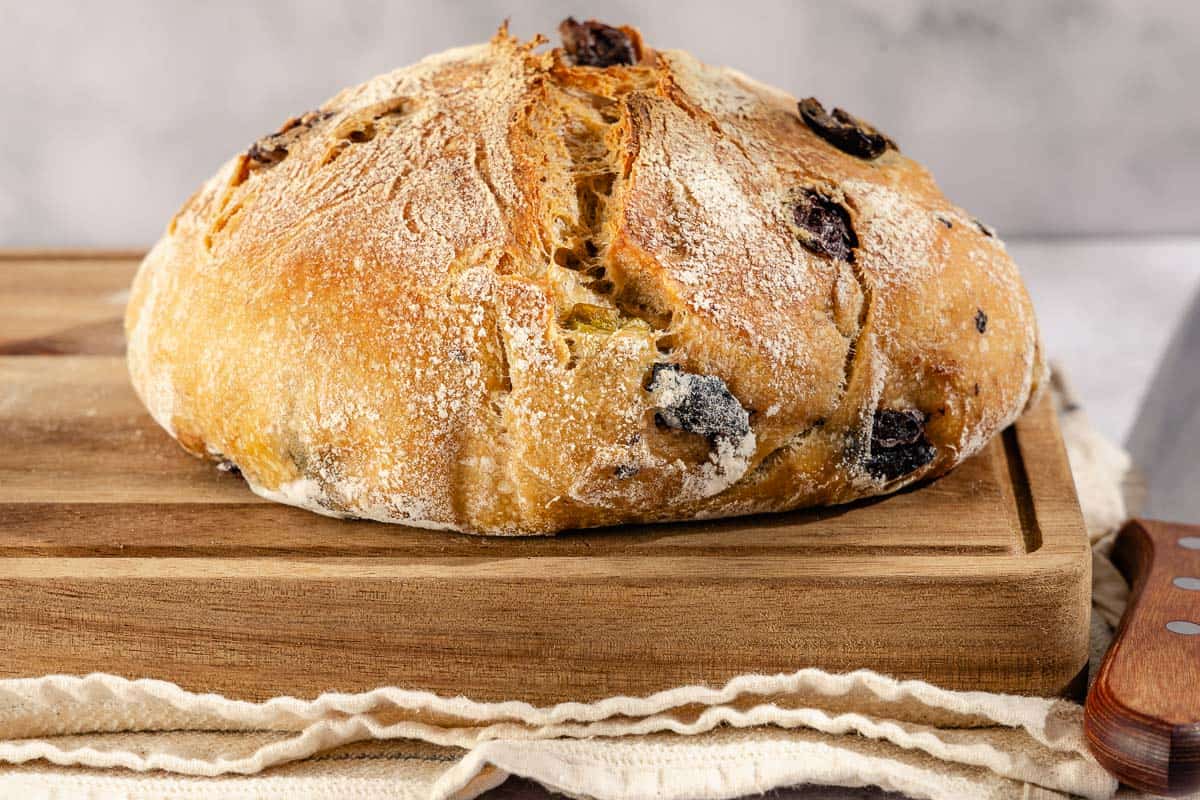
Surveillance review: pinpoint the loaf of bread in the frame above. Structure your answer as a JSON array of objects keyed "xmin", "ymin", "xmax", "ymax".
[{"xmin": 125, "ymin": 19, "xmax": 1045, "ymax": 535}]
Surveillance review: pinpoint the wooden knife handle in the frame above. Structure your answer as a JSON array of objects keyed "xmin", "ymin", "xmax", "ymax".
[{"xmin": 1085, "ymin": 519, "xmax": 1200, "ymax": 796}]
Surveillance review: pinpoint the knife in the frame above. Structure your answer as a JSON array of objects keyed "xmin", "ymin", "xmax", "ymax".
[{"xmin": 1085, "ymin": 288, "xmax": 1200, "ymax": 796}]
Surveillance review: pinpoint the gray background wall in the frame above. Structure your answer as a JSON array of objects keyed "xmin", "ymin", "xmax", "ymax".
[{"xmin": 1, "ymin": 0, "xmax": 1198, "ymax": 246}]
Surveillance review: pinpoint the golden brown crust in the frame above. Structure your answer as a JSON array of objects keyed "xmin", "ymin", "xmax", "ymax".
[{"xmin": 125, "ymin": 25, "xmax": 1046, "ymax": 535}]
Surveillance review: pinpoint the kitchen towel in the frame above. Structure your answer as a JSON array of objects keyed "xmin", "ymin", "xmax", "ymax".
[{"xmin": 0, "ymin": 374, "xmax": 1159, "ymax": 800}]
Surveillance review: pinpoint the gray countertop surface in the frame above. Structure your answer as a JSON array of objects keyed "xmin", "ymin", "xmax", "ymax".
[{"xmin": 1014, "ymin": 237, "xmax": 1200, "ymax": 447}]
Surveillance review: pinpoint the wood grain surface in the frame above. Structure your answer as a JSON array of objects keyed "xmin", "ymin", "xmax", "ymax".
[
  {"xmin": 1085, "ymin": 519, "xmax": 1200, "ymax": 796},
  {"xmin": 0, "ymin": 252, "xmax": 1093, "ymax": 703}
]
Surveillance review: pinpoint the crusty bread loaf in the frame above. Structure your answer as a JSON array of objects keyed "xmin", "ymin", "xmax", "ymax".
[{"xmin": 125, "ymin": 20, "xmax": 1045, "ymax": 535}]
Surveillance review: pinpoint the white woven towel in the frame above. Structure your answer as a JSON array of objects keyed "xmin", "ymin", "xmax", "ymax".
[{"xmin": 0, "ymin": 381, "xmax": 1149, "ymax": 800}]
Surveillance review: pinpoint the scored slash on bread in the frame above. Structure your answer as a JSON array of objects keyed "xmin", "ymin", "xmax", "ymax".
[{"xmin": 125, "ymin": 19, "xmax": 1045, "ymax": 535}]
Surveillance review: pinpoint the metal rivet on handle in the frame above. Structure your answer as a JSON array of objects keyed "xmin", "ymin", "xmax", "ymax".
[
  {"xmin": 1180, "ymin": 537, "xmax": 1200, "ymax": 550},
  {"xmin": 1175, "ymin": 577, "xmax": 1200, "ymax": 591},
  {"xmin": 1165, "ymin": 621, "xmax": 1200, "ymax": 635}
]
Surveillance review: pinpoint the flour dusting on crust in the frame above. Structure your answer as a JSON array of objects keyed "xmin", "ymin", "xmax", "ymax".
[
  {"xmin": 247, "ymin": 477, "xmax": 459, "ymax": 530},
  {"xmin": 124, "ymin": 22, "xmax": 1045, "ymax": 535}
]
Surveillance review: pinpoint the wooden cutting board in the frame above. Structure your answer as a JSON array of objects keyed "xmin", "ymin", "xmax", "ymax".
[{"xmin": 0, "ymin": 251, "xmax": 1092, "ymax": 703}]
